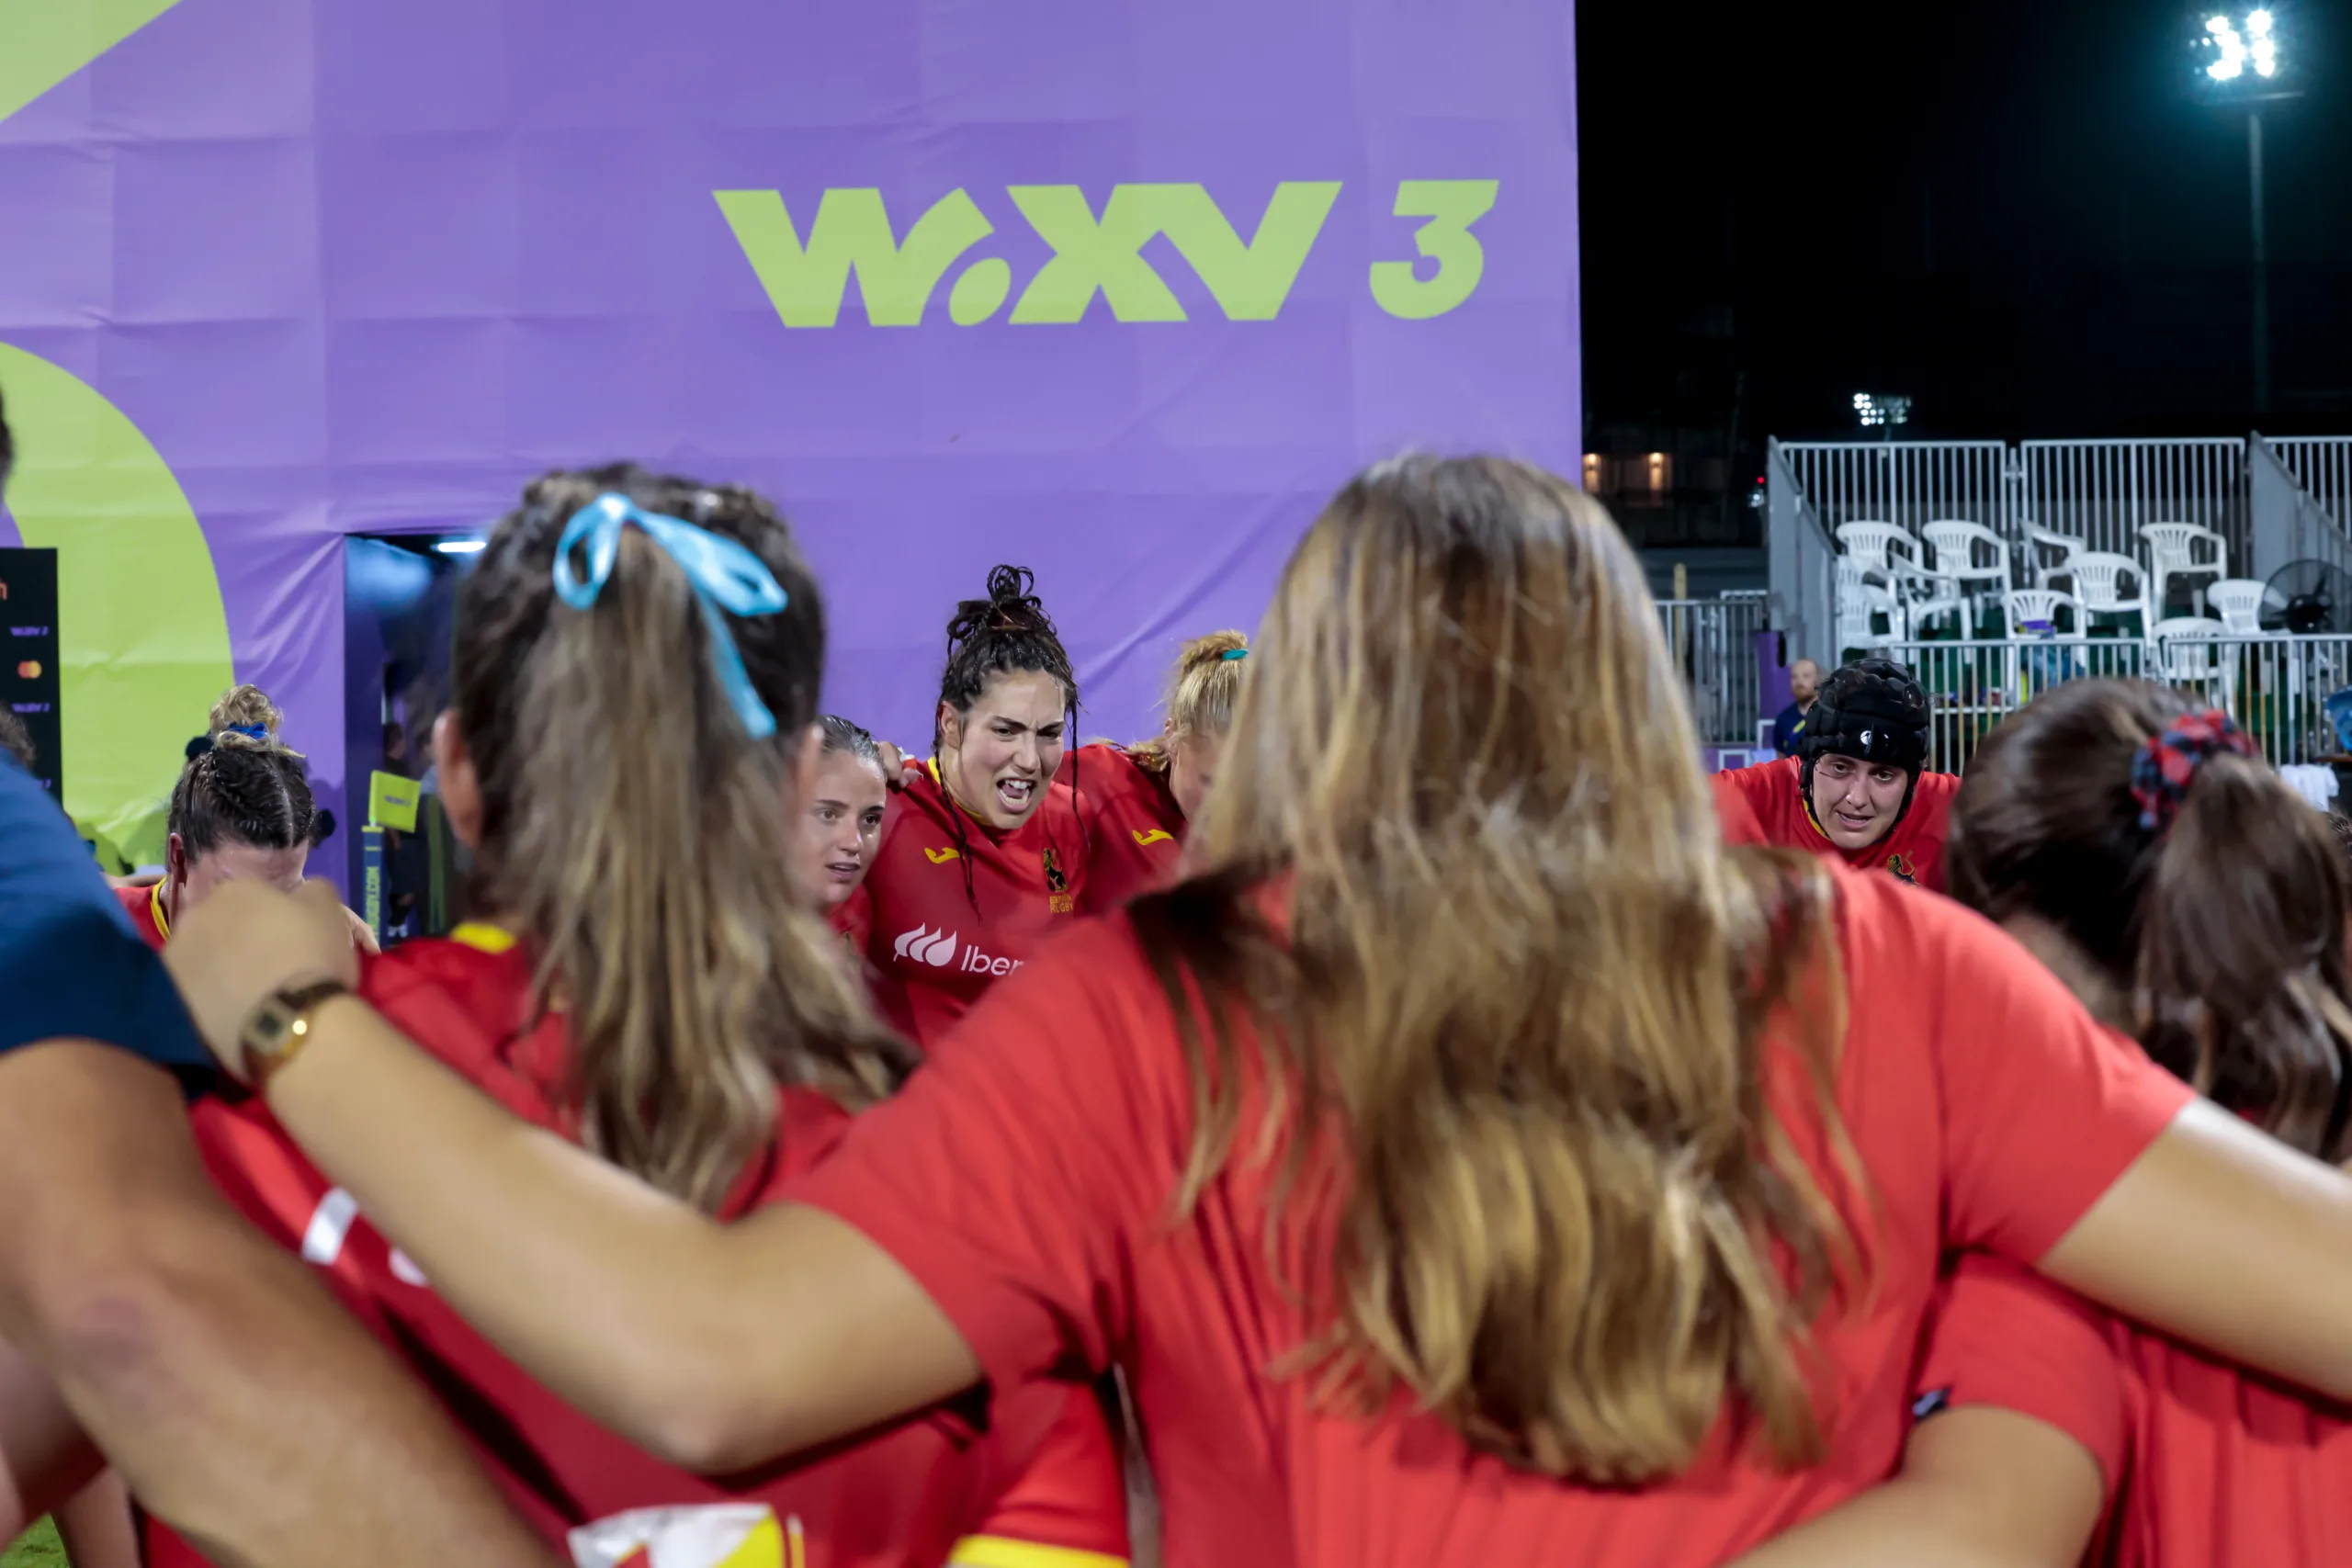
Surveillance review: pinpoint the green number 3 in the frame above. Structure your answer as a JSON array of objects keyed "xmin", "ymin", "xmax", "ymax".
[{"xmin": 1369, "ymin": 180, "xmax": 1499, "ymax": 321}]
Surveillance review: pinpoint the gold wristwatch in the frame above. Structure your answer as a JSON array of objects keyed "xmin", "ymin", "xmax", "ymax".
[{"xmin": 237, "ymin": 977, "xmax": 352, "ymax": 1088}]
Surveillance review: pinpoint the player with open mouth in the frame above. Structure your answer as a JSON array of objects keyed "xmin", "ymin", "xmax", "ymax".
[{"xmin": 831, "ymin": 564, "xmax": 1088, "ymax": 1051}]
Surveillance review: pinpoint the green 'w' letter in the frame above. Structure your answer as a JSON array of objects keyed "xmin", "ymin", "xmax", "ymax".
[{"xmin": 714, "ymin": 187, "xmax": 994, "ymax": 328}]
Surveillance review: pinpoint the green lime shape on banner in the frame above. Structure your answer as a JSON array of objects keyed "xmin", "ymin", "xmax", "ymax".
[
  {"xmin": 0, "ymin": 345, "xmax": 234, "ymax": 867},
  {"xmin": 0, "ymin": 0, "xmax": 185, "ymax": 121},
  {"xmin": 2, "ymin": 0, "xmax": 235, "ymax": 867},
  {"xmin": 949, "ymin": 258, "xmax": 1012, "ymax": 325}
]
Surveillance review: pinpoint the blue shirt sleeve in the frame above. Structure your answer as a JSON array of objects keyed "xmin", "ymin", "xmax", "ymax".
[
  {"xmin": 0, "ymin": 757, "xmax": 211, "ymax": 1071},
  {"xmin": 1773, "ymin": 703, "xmax": 1805, "ymax": 758}
]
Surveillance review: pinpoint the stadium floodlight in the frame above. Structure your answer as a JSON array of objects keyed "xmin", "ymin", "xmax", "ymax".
[
  {"xmin": 433, "ymin": 538, "xmax": 486, "ymax": 555},
  {"xmin": 2249, "ymin": 10, "xmax": 2278, "ymax": 75},
  {"xmin": 1853, "ymin": 392, "xmax": 1911, "ymax": 430},
  {"xmin": 2196, "ymin": 8, "xmax": 2285, "ymax": 87},
  {"xmin": 2190, "ymin": 8, "xmax": 2299, "ymax": 412},
  {"xmin": 2204, "ymin": 15, "xmax": 2246, "ymax": 80}
]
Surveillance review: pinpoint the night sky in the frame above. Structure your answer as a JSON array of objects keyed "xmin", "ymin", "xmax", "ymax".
[{"xmin": 1577, "ymin": 0, "xmax": 2352, "ymax": 447}]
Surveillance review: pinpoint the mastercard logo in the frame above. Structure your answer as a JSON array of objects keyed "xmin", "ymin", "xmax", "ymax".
[{"xmin": 16, "ymin": 660, "xmax": 38, "ymax": 680}]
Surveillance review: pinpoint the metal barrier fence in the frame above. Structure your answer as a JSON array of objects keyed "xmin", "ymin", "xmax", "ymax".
[
  {"xmin": 2018, "ymin": 438, "xmax": 2249, "ymax": 564},
  {"xmin": 1658, "ymin": 594, "xmax": 1768, "ymax": 744},
  {"xmin": 1883, "ymin": 633, "xmax": 2352, "ymax": 773},
  {"xmin": 1772, "ymin": 437, "xmax": 2258, "ymax": 607},
  {"xmin": 1775, "ymin": 441, "xmax": 2011, "ymax": 543},
  {"xmin": 1766, "ymin": 439, "xmax": 1837, "ymax": 677},
  {"xmin": 2271, "ymin": 435, "xmax": 2352, "ymax": 531}
]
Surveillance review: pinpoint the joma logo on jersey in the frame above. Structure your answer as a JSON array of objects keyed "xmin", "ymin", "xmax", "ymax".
[
  {"xmin": 715, "ymin": 179, "xmax": 1498, "ymax": 329},
  {"xmin": 892, "ymin": 925, "xmax": 1025, "ymax": 977},
  {"xmin": 1131, "ymin": 828, "xmax": 1175, "ymax": 847}
]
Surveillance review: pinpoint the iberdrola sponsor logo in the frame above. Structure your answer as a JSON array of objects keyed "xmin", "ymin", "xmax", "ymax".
[
  {"xmin": 893, "ymin": 924, "xmax": 960, "ymax": 967},
  {"xmin": 892, "ymin": 925, "xmax": 1025, "ymax": 977},
  {"xmin": 569, "ymin": 1505, "xmax": 803, "ymax": 1568}
]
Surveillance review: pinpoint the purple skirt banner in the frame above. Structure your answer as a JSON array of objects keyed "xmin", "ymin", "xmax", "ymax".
[{"xmin": 0, "ymin": 0, "xmax": 1581, "ymax": 879}]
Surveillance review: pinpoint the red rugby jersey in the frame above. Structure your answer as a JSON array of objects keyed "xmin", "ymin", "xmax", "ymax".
[
  {"xmin": 1919, "ymin": 1250, "xmax": 2352, "ymax": 1568},
  {"xmin": 1711, "ymin": 757, "xmax": 1958, "ymax": 892},
  {"xmin": 114, "ymin": 881, "xmax": 168, "ymax": 952},
  {"xmin": 164, "ymin": 926, "xmax": 1128, "ymax": 1568},
  {"xmin": 788, "ymin": 865, "xmax": 2193, "ymax": 1568},
  {"xmin": 1065, "ymin": 743, "xmax": 1185, "ymax": 912},
  {"xmin": 853, "ymin": 759, "xmax": 1085, "ymax": 1052}
]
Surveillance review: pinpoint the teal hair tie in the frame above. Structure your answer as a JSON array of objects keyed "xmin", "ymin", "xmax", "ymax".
[
  {"xmin": 1220, "ymin": 648, "xmax": 1250, "ymax": 661},
  {"xmin": 552, "ymin": 492, "xmax": 789, "ymax": 740}
]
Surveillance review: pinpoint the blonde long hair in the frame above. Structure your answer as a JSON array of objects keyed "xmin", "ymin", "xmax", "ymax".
[
  {"xmin": 1125, "ymin": 629, "xmax": 1248, "ymax": 778},
  {"xmin": 1130, "ymin": 454, "xmax": 1856, "ymax": 1482},
  {"xmin": 455, "ymin": 466, "xmax": 910, "ymax": 1213}
]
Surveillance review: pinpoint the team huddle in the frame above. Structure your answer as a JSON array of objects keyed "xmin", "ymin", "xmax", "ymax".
[{"xmin": 9, "ymin": 450, "xmax": 2352, "ymax": 1568}]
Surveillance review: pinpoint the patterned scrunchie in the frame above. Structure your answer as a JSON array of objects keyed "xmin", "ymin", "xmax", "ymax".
[{"xmin": 2130, "ymin": 709, "xmax": 2256, "ymax": 834}]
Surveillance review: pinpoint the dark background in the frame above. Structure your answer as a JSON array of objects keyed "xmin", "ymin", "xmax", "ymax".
[
  {"xmin": 1577, "ymin": 0, "xmax": 2352, "ymax": 555},
  {"xmin": 0, "ymin": 548, "xmax": 62, "ymax": 797}
]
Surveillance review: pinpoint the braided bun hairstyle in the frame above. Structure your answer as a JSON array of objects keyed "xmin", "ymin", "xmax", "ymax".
[
  {"xmin": 170, "ymin": 684, "xmax": 323, "ymax": 862},
  {"xmin": 1128, "ymin": 629, "xmax": 1249, "ymax": 779},
  {"xmin": 934, "ymin": 566, "xmax": 1078, "ymax": 749},
  {"xmin": 933, "ymin": 565, "xmax": 1080, "ymax": 910}
]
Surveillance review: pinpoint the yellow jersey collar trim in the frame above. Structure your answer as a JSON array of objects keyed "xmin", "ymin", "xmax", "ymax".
[
  {"xmin": 928, "ymin": 753, "xmax": 998, "ymax": 834},
  {"xmin": 945, "ymin": 1537, "xmax": 1127, "ymax": 1568},
  {"xmin": 150, "ymin": 880, "xmax": 171, "ymax": 941},
  {"xmin": 448, "ymin": 921, "xmax": 519, "ymax": 955},
  {"xmin": 1799, "ymin": 784, "xmax": 1833, "ymax": 845}
]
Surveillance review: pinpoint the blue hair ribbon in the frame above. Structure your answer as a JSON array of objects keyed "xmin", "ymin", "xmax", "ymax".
[
  {"xmin": 1220, "ymin": 648, "xmax": 1250, "ymax": 661},
  {"xmin": 223, "ymin": 724, "xmax": 268, "ymax": 739},
  {"xmin": 551, "ymin": 492, "xmax": 789, "ymax": 740}
]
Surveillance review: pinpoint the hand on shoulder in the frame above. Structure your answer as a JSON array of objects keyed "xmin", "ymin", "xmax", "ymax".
[{"xmin": 162, "ymin": 880, "xmax": 363, "ymax": 1077}]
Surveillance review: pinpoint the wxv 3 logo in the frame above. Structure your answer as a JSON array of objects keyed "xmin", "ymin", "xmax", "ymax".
[{"xmin": 716, "ymin": 179, "xmax": 1498, "ymax": 329}]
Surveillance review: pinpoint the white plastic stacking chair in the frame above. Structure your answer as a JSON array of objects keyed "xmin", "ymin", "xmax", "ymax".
[
  {"xmin": 1835, "ymin": 520, "xmax": 1921, "ymax": 575},
  {"xmin": 2002, "ymin": 588, "xmax": 2086, "ymax": 703},
  {"xmin": 1924, "ymin": 520, "xmax": 2012, "ymax": 591},
  {"xmin": 1908, "ymin": 570, "xmax": 1970, "ymax": 637},
  {"xmin": 2207, "ymin": 577, "xmax": 2270, "ymax": 637},
  {"xmin": 1835, "ymin": 557, "xmax": 1905, "ymax": 654},
  {"xmin": 1838, "ymin": 521, "xmax": 1954, "ymax": 637},
  {"xmin": 1923, "ymin": 519, "xmax": 2014, "ymax": 636},
  {"xmin": 2004, "ymin": 588, "xmax": 2085, "ymax": 640},
  {"xmin": 2151, "ymin": 615, "xmax": 2231, "ymax": 706},
  {"xmin": 2139, "ymin": 523, "xmax": 2226, "ymax": 616},
  {"xmin": 2026, "ymin": 526, "xmax": 2087, "ymax": 592},
  {"xmin": 2055, "ymin": 551, "xmax": 2152, "ymax": 639}
]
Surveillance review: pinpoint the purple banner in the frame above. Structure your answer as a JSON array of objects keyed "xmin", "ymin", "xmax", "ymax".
[{"xmin": 0, "ymin": 0, "xmax": 1580, "ymax": 880}]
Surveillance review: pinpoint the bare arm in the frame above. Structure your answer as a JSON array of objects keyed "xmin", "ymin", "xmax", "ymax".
[
  {"xmin": 156, "ymin": 879, "xmax": 2352, "ymax": 1482},
  {"xmin": 2041, "ymin": 1096, "xmax": 2352, "ymax": 1404},
  {"xmin": 52, "ymin": 1471, "xmax": 140, "ymax": 1568},
  {"xmin": 0, "ymin": 1333, "xmax": 107, "ymax": 1542},
  {"xmin": 1727, "ymin": 1407, "xmax": 2102, "ymax": 1568},
  {"xmin": 259, "ymin": 998, "xmax": 976, "ymax": 1472},
  {"xmin": 0, "ymin": 1041, "xmax": 562, "ymax": 1568}
]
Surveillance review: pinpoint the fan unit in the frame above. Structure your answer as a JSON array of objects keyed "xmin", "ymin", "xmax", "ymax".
[{"xmin": 2260, "ymin": 558, "xmax": 2352, "ymax": 636}]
